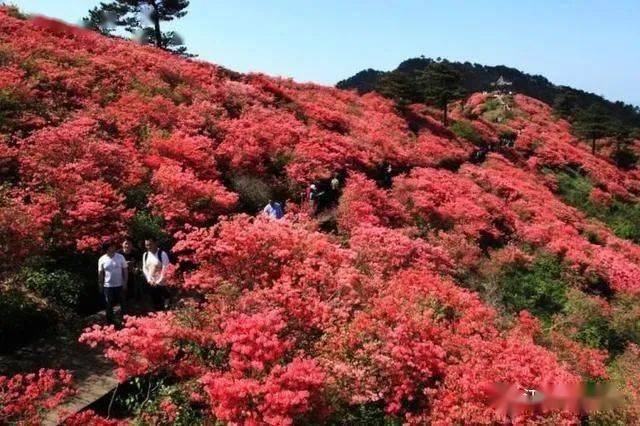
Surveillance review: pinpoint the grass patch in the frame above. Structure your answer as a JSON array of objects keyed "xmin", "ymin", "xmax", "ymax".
[
  {"xmin": 556, "ymin": 171, "xmax": 640, "ymax": 243},
  {"xmin": 499, "ymin": 253, "xmax": 568, "ymax": 320},
  {"xmin": 449, "ymin": 120, "xmax": 483, "ymax": 144}
]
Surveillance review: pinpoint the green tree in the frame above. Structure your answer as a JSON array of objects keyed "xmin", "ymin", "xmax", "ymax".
[
  {"xmin": 552, "ymin": 91, "xmax": 577, "ymax": 118},
  {"xmin": 418, "ymin": 63, "xmax": 464, "ymax": 126},
  {"xmin": 571, "ymin": 105, "xmax": 611, "ymax": 155},
  {"xmin": 609, "ymin": 122, "xmax": 639, "ymax": 169},
  {"xmin": 82, "ymin": 0, "xmax": 193, "ymax": 57},
  {"xmin": 374, "ymin": 72, "xmax": 417, "ymax": 107}
]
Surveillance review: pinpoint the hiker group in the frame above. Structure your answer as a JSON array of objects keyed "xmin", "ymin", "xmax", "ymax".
[
  {"xmin": 97, "ymin": 178, "xmax": 346, "ymax": 325},
  {"xmin": 261, "ymin": 173, "xmax": 343, "ymax": 220},
  {"xmin": 97, "ymin": 237, "xmax": 170, "ymax": 325}
]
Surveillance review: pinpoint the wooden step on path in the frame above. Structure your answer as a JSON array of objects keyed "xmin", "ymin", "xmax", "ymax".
[{"xmin": 0, "ymin": 310, "xmax": 119, "ymax": 425}]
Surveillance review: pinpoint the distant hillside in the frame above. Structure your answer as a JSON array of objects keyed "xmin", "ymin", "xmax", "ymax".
[{"xmin": 337, "ymin": 57, "xmax": 640, "ymax": 128}]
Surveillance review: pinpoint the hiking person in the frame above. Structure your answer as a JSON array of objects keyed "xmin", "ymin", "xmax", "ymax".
[
  {"xmin": 308, "ymin": 184, "xmax": 323, "ymax": 213},
  {"xmin": 329, "ymin": 174, "xmax": 341, "ymax": 204},
  {"xmin": 263, "ymin": 199, "xmax": 284, "ymax": 219},
  {"xmin": 142, "ymin": 237, "xmax": 171, "ymax": 311},
  {"xmin": 330, "ymin": 174, "xmax": 340, "ymax": 192},
  {"xmin": 98, "ymin": 240, "xmax": 128, "ymax": 325},
  {"xmin": 308, "ymin": 184, "xmax": 317, "ymax": 211},
  {"xmin": 383, "ymin": 164, "xmax": 393, "ymax": 188},
  {"xmin": 120, "ymin": 238, "xmax": 143, "ymax": 305}
]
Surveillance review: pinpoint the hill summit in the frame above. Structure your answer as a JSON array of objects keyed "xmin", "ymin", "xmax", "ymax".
[
  {"xmin": 2, "ymin": 8, "xmax": 640, "ymax": 424},
  {"xmin": 337, "ymin": 56, "xmax": 640, "ymax": 129}
]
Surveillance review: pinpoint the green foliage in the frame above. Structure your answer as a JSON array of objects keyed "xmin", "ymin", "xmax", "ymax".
[
  {"xmin": 0, "ymin": 89, "xmax": 26, "ymax": 132},
  {"xmin": 482, "ymin": 96, "xmax": 515, "ymax": 123},
  {"xmin": 129, "ymin": 211, "xmax": 171, "ymax": 247},
  {"xmin": 0, "ymin": 288, "xmax": 54, "ymax": 353},
  {"xmin": 115, "ymin": 376, "xmax": 205, "ymax": 425},
  {"xmin": 571, "ymin": 105, "xmax": 612, "ymax": 153},
  {"xmin": 325, "ymin": 401, "xmax": 401, "ymax": 426},
  {"xmin": 610, "ymin": 294, "xmax": 640, "ymax": 346},
  {"xmin": 124, "ymin": 183, "xmax": 152, "ymax": 209},
  {"xmin": 552, "ymin": 91, "xmax": 578, "ymax": 118},
  {"xmin": 484, "ymin": 98, "xmax": 501, "ymax": 112},
  {"xmin": 82, "ymin": 0, "xmax": 194, "ymax": 57},
  {"xmin": 610, "ymin": 124, "xmax": 639, "ymax": 169},
  {"xmin": 4, "ymin": 4, "xmax": 28, "ymax": 20},
  {"xmin": 449, "ymin": 120, "xmax": 483, "ymax": 145},
  {"xmin": 563, "ymin": 290, "xmax": 626, "ymax": 355},
  {"xmin": 499, "ymin": 253, "xmax": 568, "ymax": 320},
  {"xmin": 555, "ymin": 171, "xmax": 593, "ymax": 208},
  {"xmin": 418, "ymin": 62, "xmax": 464, "ymax": 125},
  {"xmin": 612, "ymin": 147, "xmax": 638, "ymax": 170},
  {"xmin": 21, "ymin": 267, "xmax": 83, "ymax": 310},
  {"xmin": 374, "ymin": 72, "xmax": 418, "ymax": 107},
  {"xmin": 556, "ymin": 171, "xmax": 640, "ymax": 243}
]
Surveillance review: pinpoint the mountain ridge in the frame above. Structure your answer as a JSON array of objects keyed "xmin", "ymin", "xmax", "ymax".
[{"xmin": 337, "ymin": 56, "xmax": 640, "ymax": 129}]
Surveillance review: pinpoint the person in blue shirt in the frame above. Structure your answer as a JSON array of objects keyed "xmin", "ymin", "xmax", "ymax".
[{"xmin": 263, "ymin": 199, "xmax": 284, "ymax": 219}]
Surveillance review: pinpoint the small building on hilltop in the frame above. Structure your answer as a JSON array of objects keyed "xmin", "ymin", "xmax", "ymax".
[{"xmin": 491, "ymin": 75, "xmax": 513, "ymax": 94}]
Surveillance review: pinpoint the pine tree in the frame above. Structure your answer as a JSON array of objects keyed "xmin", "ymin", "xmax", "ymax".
[
  {"xmin": 418, "ymin": 63, "xmax": 463, "ymax": 126},
  {"xmin": 552, "ymin": 91, "xmax": 577, "ymax": 118},
  {"xmin": 610, "ymin": 122, "xmax": 639, "ymax": 169},
  {"xmin": 374, "ymin": 72, "xmax": 418, "ymax": 107},
  {"xmin": 82, "ymin": 1, "xmax": 193, "ymax": 57},
  {"xmin": 572, "ymin": 105, "xmax": 611, "ymax": 155}
]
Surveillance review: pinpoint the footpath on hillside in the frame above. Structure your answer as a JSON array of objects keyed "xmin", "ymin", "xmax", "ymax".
[{"xmin": 0, "ymin": 310, "xmax": 118, "ymax": 425}]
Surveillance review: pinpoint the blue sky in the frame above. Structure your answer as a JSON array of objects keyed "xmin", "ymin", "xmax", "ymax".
[{"xmin": 7, "ymin": 0, "xmax": 640, "ymax": 106}]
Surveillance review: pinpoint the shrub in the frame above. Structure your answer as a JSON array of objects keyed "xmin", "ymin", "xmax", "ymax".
[
  {"xmin": 0, "ymin": 369, "xmax": 74, "ymax": 425},
  {"xmin": 116, "ymin": 379, "xmax": 205, "ymax": 425},
  {"xmin": 611, "ymin": 294, "xmax": 640, "ymax": 347},
  {"xmin": 0, "ymin": 89, "xmax": 27, "ymax": 132},
  {"xmin": 128, "ymin": 211, "xmax": 171, "ymax": 247},
  {"xmin": 612, "ymin": 147, "xmax": 638, "ymax": 170},
  {"xmin": 4, "ymin": 4, "xmax": 27, "ymax": 20},
  {"xmin": 606, "ymin": 201, "xmax": 640, "ymax": 242},
  {"xmin": 556, "ymin": 171, "xmax": 640, "ymax": 243},
  {"xmin": 562, "ymin": 289, "xmax": 625, "ymax": 355},
  {"xmin": 0, "ymin": 288, "xmax": 54, "ymax": 353},
  {"xmin": 21, "ymin": 267, "xmax": 82, "ymax": 310},
  {"xmin": 555, "ymin": 170, "xmax": 593, "ymax": 208},
  {"xmin": 483, "ymin": 98, "xmax": 501, "ymax": 112},
  {"xmin": 124, "ymin": 183, "xmax": 152, "ymax": 209},
  {"xmin": 499, "ymin": 253, "xmax": 568, "ymax": 320},
  {"xmin": 449, "ymin": 120, "xmax": 483, "ymax": 144}
]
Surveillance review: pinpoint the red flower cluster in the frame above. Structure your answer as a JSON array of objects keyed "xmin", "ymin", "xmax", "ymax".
[
  {"xmin": 81, "ymin": 216, "xmax": 583, "ymax": 424},
  {"xmin": 0, "ymin": 369, "xmax": 74, "ymax": 425}
]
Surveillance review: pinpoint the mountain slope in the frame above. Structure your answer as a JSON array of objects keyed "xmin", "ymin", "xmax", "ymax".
[
  {"xmin": 1, "ymin": 9, "xmax": 640, "ymax": 424},
  {"xmin": 337, "ymin": 57, "xmax": 640, "ymax": 128}
]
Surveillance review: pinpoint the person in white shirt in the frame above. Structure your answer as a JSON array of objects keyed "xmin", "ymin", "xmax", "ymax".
[
  {"xmin": 262, "ymin": 200, "xmax": 284, "ymax": 219},
  {"xmin": 143, "ymin": 237, "xmax": 171, "ymax": 310},
  {"xmin": 98, "ymin": 240, "xmax": 128, "ymax": 325}
]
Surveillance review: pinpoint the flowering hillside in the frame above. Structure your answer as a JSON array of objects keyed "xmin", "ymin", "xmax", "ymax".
[{"xmin": 2, "ymin": 8, "xmax": 640, "ymax": 425}]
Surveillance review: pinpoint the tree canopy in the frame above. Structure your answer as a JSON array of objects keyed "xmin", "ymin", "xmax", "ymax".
[
  {"xmin": 418, "ymin": 62, "xmax": 464, "ymax": 125},
  {"xmin": 83, "ymin": 0, "xmax": 193, "ymax": 56},
  {"xmin": 572, "ymin": 105, "xmax": 612, "ymax": 154}
]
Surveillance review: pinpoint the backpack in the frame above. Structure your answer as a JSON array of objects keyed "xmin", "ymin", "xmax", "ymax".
[{"xmin": 144, "ymin": 249, "xmax": 170, "ymax": 265}]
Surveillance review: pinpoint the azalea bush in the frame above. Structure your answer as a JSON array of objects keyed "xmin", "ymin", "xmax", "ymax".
[
  {"xmin": 80, "ymin": 217, "xmax": 585, "ymax": 424},
  {"xmin": 0, "ymin": 369, "xmax": 74, "ymax": 425}
]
